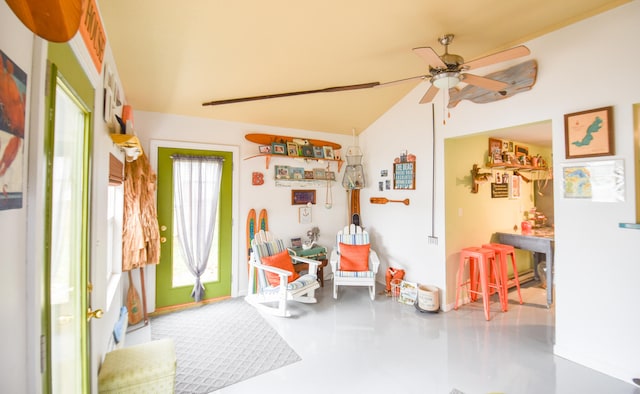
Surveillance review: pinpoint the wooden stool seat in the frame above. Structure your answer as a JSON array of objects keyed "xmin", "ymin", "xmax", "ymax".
[{"xmin": 455, "ymin": 246, "xmax": 506, "ymax": 320}]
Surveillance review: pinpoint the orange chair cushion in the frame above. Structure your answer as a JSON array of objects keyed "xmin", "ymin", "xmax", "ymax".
[
  {"xmin": 261, "ymin": 250, "xmax": 300, "ymax": 286},
  {"xmin": 339, "ymin": 243, "xmax": 370, "ymax": 271}
]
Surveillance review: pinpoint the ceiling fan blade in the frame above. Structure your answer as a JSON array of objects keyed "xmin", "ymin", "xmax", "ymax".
[
  {"xmin": 419, "ymin": 85, "xmax": 440, "ymax": 104},
  {"xmin": 462, "ymin": 45, "xmax": 530, "ymax": 70},
  {"xmin": 461, "ymin": 73, "xmax": 509, "ymax": 91},
  {"xmin": 412, "ymin": 47, "xmax": 447, "ymax": 69},
  {"xmin": 202, "ymin": 82, "xmax": 380, "ymax": 106}
]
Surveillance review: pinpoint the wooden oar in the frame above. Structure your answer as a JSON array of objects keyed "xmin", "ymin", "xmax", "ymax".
[{"xmin": 370, "ymin": 197, "xmax": 410, "ymax": 205}]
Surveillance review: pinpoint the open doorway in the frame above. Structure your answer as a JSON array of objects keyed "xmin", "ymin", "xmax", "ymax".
[{"xmin": 443, "ymin": 120, "xmax": 554, "ymax": 308}]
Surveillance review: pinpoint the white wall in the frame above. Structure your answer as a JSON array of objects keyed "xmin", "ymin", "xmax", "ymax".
[
  {"xmin": 361, "ymin": 0, "xmax": 640, "ymax": 384},
  {"xmin": 133, "ymin": 111, "xmax": 355, "ymax": 305},
  {"xmin": 0, "ymin": 3, "xmax": 32, "ymax": 392}
]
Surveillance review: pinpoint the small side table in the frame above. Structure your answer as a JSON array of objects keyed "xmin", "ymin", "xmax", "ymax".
[{"xmin": 289, "ymin": 246, "xmax": 328, "ymax": 287}]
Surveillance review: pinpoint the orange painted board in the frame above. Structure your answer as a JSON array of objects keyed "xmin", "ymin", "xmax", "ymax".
[
  {"xmin": 258, "ymin": 209, "xmax": 268, "ymax": 232},
  {"xmin": 246, "ymin": 209, "xmax": 256, "ymax": 262},
  {"xmin": 245, "ymin": 133, "xmax": 341, "ymax": 150}
]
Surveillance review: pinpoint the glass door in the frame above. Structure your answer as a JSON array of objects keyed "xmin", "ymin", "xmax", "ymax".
[{"xmin": 44, "ymin": 44, "xmax": 93, "ymax": 394}]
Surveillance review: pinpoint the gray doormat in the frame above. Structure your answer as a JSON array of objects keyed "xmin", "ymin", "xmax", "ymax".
[{"xmin": 151, "ymin": 297, "xmax": 300, "ymax": 393}]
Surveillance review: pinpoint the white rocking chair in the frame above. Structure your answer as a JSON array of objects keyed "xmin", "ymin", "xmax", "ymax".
[
  {"xmin": 245, "ymin": 230, "xmax": 320, "ymax": 317},
  {"xmin": 330, "ymin": 224, "xmax": 380, "ymax": 300}
]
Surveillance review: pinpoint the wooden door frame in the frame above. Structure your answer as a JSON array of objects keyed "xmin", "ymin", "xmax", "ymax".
[{"xmin": 148, "ymin": 139, "xmax": 239, "ymax": 312}]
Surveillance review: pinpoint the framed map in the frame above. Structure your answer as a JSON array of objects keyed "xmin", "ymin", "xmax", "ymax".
[
  {"xmin": 564, "ymin": 106, "xmax": 614, "ymax": 159},
  {"xmin": 562, "ymin": 160, "xmax": 624, "ymax": 201}
]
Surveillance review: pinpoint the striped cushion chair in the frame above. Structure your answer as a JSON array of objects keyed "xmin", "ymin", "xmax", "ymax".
[
  {"xmin": 329, "ymin": 224, "xmax": 380, "ymax": 300},
  {"xmin": 245, "ymin": 230, "xmax": 320, "ymax": 317}
]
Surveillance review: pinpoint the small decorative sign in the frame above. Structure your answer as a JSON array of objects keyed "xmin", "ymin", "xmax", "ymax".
[
  {"xmin": 79, "ymin": 0, "xmax": 106, "ymax": 72},
  {"xmin": 491, "ymin": 183, "xmax": 509, "ymax": 198},
  {"xmin": 393, "ymin": 162, "xmax": 415, "ymax": 190}
]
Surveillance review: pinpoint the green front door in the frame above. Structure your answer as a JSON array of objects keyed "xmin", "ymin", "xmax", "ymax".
[{"xmin": 155, "ymin": 146, "xmax": 233, "ymax": 308}]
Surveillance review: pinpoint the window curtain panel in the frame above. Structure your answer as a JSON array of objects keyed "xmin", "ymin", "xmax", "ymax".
[{"xmin": 172, "ymin": 155, "xmax": 223, "ymax": 302}]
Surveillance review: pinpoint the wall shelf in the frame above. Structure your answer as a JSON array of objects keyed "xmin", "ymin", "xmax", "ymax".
[
  {"xmin": 244, "ymin": 153, "xmax": 344, "ymax": 172},
  {"xmin": 486, "ymin": 163, "xmax": 549, "ymax": 172}
]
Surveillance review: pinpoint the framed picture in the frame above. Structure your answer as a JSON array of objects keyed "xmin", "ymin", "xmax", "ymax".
[
  {"xmin": 514, "ymin": 144, "xmax": 529, "ymax": 157},
  {"xmin": 564, "ymin": 106, "xmax": 614, "ymax": 159},
  {"xmin": 291, "ymin": 189, "xmax": 316, "ymax": 205},
  {"xmin": 299, "ymin": 206, "xmax": 312, "ymax": 224},
  {"xmin": 510, "ymin": 173, "xmax": 521, "ymax": 199},
  {"xmin": 290, "ymin": 167, "xmax": 304, "ymax": 180},
  {"xmin": 488, "ymin": 138, "xmax": 502, "ymax": 155},
  {"xmin": 327, "ymin": 171, "xmax": 336, "ymax": 180},
  {"xmin": 272, "ymin": 142, "xmax": 287, "ymax": 155},
  {"xmin": 323, "ymin": 146, "xmax": 334, "ymax": 159},
  {"xmin": 258, "ymin": 145, "xmax": 272, "ymax": 154},
  {"xmin": 301, "ymin": 145, "xmax": 314, "ymax": 157},
  {"xmin": 313, "ymin": 168, "xmax": 326, "ymax": 179},
  {"xmin": 274, "ymin": 165, "xmax": 289, "ymax": 179},
  {"xmin": 313, "ymin": 146, "xmax": 324, "ymax": 158},
  {"xmin": 286, "ymin": 142, "xmax": 298, "ymax": 156},
  {"xmin": 290, "ymin": 237, "xmax": 302, "ymax": 248},
  {"xmin": 304, "ymin": 170, "xmax": 314, "ymax": 179}
]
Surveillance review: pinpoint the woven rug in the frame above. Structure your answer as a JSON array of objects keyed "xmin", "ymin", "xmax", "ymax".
[{"xmin": 151, "ymin": 297, "xmax": 300, "ymax": 393}]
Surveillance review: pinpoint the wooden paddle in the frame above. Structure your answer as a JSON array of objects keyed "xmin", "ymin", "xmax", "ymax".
[
  {"xmin": 6, "ymin": 0, "xmax": 85, "ymax": 43},
  {"xmin": 127, "ymin": 270, "xmax": 143, "ymax": 325},
  {"xmin": 370, "ymin": 197, "xmax": 410, "ymax": 205}
]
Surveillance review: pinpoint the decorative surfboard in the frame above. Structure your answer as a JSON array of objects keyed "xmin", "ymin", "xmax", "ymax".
[
  {"xmin": 245, "ymin": 133, "xmax": 341, "ymax": 150},
  {"xmin": 448, "ymin": 59, "xmax": 538, "ymax": 108}
]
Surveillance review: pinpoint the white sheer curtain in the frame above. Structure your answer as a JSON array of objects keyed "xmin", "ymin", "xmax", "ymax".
[{"xmin": 172, "ymin": 155, "xmax": 224, "ymax": 301}]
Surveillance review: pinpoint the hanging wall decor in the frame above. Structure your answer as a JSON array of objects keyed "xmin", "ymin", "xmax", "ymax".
[{"xmin": 0, "ymin": 49, "xmax": 27, "ymax": 211}]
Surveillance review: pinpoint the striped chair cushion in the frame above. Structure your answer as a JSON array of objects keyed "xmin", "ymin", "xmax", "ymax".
[
  {"xmin": 253, "ymin": 239, "xmax": 287, "ymax": 258},
  {"xmin": 335, "ymin": 271, "xmax": 375, "ymax": 278},
  {"xmin": 262, "ymin": 274, "xmax": 318, "ymax": 294}
]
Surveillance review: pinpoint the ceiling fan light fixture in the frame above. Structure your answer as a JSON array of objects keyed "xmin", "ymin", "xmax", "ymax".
[{"xmin": 431, "ymin": 72, "xmax": 460, "ymax": 89}]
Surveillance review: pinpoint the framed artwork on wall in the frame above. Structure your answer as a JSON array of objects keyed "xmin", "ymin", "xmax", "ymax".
[
  {"xmin": 291, "ymin": 189, "xmax": 316, "ymax": 205},
  {"xmin": 564, "ymin": 106, "xmax": 614, "ymax": 159}
]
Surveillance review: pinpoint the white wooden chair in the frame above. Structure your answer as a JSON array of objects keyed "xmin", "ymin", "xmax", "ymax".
[
  {"xmin": 245, "ymin": 230, "xmax": 320, "ymax": 317},
  {"xmin": 330, "ymin": 225, "xmax": 380, "ymax": 300}
]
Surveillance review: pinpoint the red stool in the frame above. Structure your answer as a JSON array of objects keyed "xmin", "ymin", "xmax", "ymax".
[
  {"xmin": 455, "ymin": 246, "xmax": 506, "ymax": 320},
  {"xmin": 482, "ymin": 243, "xmax": 523, "ymax": 307}
]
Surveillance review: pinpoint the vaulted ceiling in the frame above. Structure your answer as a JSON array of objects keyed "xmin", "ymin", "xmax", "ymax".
[{"xmin": 98, "ymin": 0, "xmax": 629, "ymax": 135}]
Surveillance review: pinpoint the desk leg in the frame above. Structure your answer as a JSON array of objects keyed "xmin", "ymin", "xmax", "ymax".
[{"xmin": 546, "ymin": 245, "xmax": 553, "ymax": 308}]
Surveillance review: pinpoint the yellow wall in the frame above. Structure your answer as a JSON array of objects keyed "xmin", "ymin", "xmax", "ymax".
[{"xmin": 443, "ymin": 131, "xmax": 552, "ymax": 305}]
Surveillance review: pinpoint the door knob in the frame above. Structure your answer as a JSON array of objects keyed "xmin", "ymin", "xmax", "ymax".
[{"xmin": 87, "ymin": 308, "xmax": 104, "ymax": 321}]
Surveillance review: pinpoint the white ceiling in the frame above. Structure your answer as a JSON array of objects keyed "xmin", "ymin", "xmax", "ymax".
[{"xmin": 97, "ymin": 0, "xmax": 629, "ymax": 136}]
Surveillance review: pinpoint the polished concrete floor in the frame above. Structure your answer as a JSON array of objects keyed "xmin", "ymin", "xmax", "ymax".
[{"xmin": 215, "ymin": 282, "xmax": 639, "ymax": 394}]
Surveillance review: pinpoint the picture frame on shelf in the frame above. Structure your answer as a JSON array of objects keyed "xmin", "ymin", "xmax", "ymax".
[
  {"xmin": 488, "ymin": 138, "xmax": 502, "ymax": 156},
  {"xmin": 286, "ymin": 142, "xmax": 298, "ymax": 156},
  {"xmin": 291, "ymin": 189, "xmax": 316, "ymax": 205},
  {"xmin": 514, "ymin": 144, "xmax": 529, "ymax": 157},
  {"xmin": 274, "ymin": 165, "xmax": 290, "ymax": 179},
  {"xmin": 564, "ymin": 106, "xmax": 614, "ymax": 159},
  {"xmin": 323, "ymin": 146, "xmax": 334, "ymax": 159},
  {"xmin": 313, "ymin": 146, "xmax": 324, "ymax": 158},
  {"xmin": 301, "ymin": 145, "xmax": 314, "ymax": 157},
  {"xmin": 304, "ymin": 170, "xmax": 314, "ymax": 179},
  {"xmin": 313, "ymin": 168, "xmax": 326, "ymax": 179},
  {"xmin": 272, "ymin": 142, "xmax": 287, "ymax": 155},
  {"xmin": 290, "ymin": 167, "xmax": 304, "ymax": 180},
  {"xmin": 327, "ymin": 171, "xmax": 336, "ymax": 180},
  {"xmin": 258, "ymin": 145, "xmax": 272, "ymax": 154}
]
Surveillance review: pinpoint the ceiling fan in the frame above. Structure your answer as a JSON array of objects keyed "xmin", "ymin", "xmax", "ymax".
[{"xmin": 202, "ymin": 34, "xmax": 530, "ymax": 107}]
